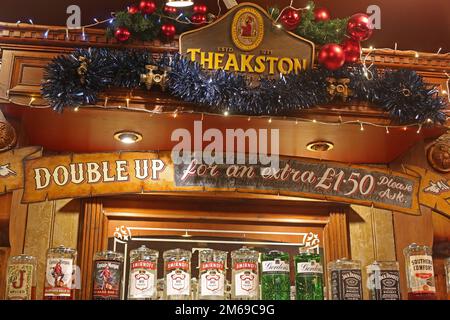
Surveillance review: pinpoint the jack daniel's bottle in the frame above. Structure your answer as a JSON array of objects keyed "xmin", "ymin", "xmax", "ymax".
[{"xmin": 328, "ymin": 258, "xmax": 363, "ymax": 300}]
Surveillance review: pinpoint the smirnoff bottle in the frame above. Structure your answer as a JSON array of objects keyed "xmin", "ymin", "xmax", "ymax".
[
  {"xmin": 294, "ymin": 248, "xmax": 324, "ymax": 300},
  {"xmin": 231, "ymin": 247, "xmax": 259, "ymax": 300},
  {"xmin": 163, "ymin": 249, "xmax": 191, "ymax": 300},
  {"xmin": 261, "ymin": 250, "xmax": 290, "ymax": 300},
  {"xmin": 403, "ymin": 243, "xmax": 436, "ymax": 300},
  {"xmin": 5, "ymin": 254, "xmax": 37, "ymax": 300},
  {"xmin": 198, "ymin": 249, "xmax": 227, "ymax": 300},
  {"xmin": 328, "ymin": 258, "xmax": 363, "ymax": 300},
  {"xmin": 92, "ymin": 251, "xmax": 124, "ymax": 300},
  {"xmin": 128, "ymin": 245, "xmax": 158, "ymax": 300},
  {"xmin": 366, "ymin": 261, "xmax": 401, "ymax": 300},
  {"xmin": 43, "ymin": 245, "xmax": 77, "ymax": 300}
]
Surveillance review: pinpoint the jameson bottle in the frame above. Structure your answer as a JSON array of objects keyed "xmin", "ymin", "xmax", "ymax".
[
  {"xmin": 261, "ymin": 250, "xmax": 290, "ymax": 300},
  {"xmin": 44, "ymin": 245, "xmax": 77, "ymax": 300},
  {"xmin": 403, "ymin": 243, "xmax": 436, "ymax": 300},
  {"xmin": 294, "ymin": 248, "xmax": 324, "ymax": 300},
  {"xmin": 328, "ymin": 258, "xmax": 363, "ymax": 300},
  {"xmin": 366, "ymin": 261, "xmax": 401, "ymax": 300},
  {"xmin": 128, "ymin": 245, "xmax": 158, "ymax": 300},
  {"xmin": 5, "ymin": 254, "xmax": 37, "ymax": 300},
  {"xmin": 163, "ymin": 248, "xmax": 192, "ymax": 300},
  {"xmin": 198, "ymin": 249, "xmax": 227, "ymax": 300},
  {"xmin": 231, "ymin": 247, "xmax": 259, "ymax": 300},
  {"xmin": 92, "ymin": 251, "xmax": 124, "ymax": 300}
]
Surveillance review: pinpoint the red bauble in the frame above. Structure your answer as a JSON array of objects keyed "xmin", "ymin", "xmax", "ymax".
[
  {"xmin": 191, "ymin": 13, "xmax": 207, "ymax": 25},
  {"xmin": 115, "ymin": 27, "xmax": 131, "ymax": 42},
  {"xmin": 314, "ymin": 7, "xmax": 330, "ymax": 22},
  {"xmin": 341, "ymin": 38, "xmax": 361, "ymax": 63},
  {"xmin": 280, "ymin": 8, "xmax": 301, "ymax": 31},
  {"xmin": 128, "ymin": 5, "xmax": 139, "ymax": 14},
  {"xmin": 193, "ymin": 4, "xmax": 208, "ymax": 14},
  {"xmin": 318, "ymin": 43, "xmax": 346, "ymax": 70},
  {"xmin": 164, "ymin": 5, "xmax": 177, "ymax": 14},
  {"xmin": 161, "ymin": 23, "xmax": 176, "ymax": 38},
  {"xmin": 139, "ymin": 0, "xmax": 156, "ymax": 15},
  {"xmin": 347, "ymin": 13, "xmax": 373, "ymax": 41}
]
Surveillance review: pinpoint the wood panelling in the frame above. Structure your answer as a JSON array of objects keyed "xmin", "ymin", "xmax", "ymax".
[
  {"xmin": 23, "ymin": 200, "xmax": 55, "ymax": 299},
  {"xmin": 78, "ymin": 199, "xmax": 107, "ymax": 300},
  {"xmin": 51, "ymin": 199, "xmax": 80, "ymax": 249},
  {"xmin": 0, "ymin": 247, "xmax": 10, "ymax": 300},
  {"xmin": 348, "ymin": 205, "xmax": 396, "ymax": 299},
  {"xmin": 390, "ymin": 140, "xmax": 436, "ymax": 299},
  {"xmin": 8, "ymin": 189, "xmax": 28, "ymax": 255},
  {"xmin": 323, "ymin": 211, "xmax": 350, "ymax": 262}
]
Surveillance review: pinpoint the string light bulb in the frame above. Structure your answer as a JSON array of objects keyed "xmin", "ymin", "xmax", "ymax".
[
  {"xmin": 360, "ymin": 122, "xmax": 364, "ymax": 131},
  {"xmin": 28, "ymin": 97, "xmax": 36, "ymax": 106},
  {"xmin": 416, "ymin": 125, "xmax": 422, "ymax": 134},
  {"xmin": 268, "ymin": 118, "xmax": 272, "ymax": 123},
  {"xmin": 223, "ymin": 110, "xmax": 229, "ymax": 116},
  {"xmin": 385, "ymin": 127, "xmax": 390, "ymax": 134}
]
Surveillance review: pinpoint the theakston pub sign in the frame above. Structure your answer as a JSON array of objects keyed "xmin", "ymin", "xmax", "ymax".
[
  {"xmin": 2, "ymin": 146, "xmax": 450, "ymax": 218},
  {"xmin": 179, "ymin": 3, "xmax": 314, "ymax": 76}
]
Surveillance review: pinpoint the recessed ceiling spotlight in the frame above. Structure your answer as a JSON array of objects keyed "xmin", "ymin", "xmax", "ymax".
[
  {"xmin": 306, "ymin": 141, "xmax": 334, "ymax": 152},
  {"xmin": 114, "ymin": 131, "xmax": 143, "ymax": 144}
]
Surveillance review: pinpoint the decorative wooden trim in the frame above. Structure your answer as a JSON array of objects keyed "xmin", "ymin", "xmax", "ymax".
[
  {"xmin": 0, "ymin": 22, "xmax": 178, "ymax": 52},
  {"xmin": 8, "ymin": 189, "xmax": 28, "ymax": 255},
  {"xmin": 78, "ymin": 198, "xmax": 107, "ymax": 300},
  {"xmin": 323, "ymin": 210, "xmax": 350, "ymax": 262}
]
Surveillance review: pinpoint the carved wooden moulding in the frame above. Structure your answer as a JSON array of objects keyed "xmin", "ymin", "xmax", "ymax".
[
  {"xmin": 427, "ymin": 131, "xmax": 450, "ymax": 173},
  {"xmin": 0, "ymin": 113, "xmax": 17, "ymax": 152}
]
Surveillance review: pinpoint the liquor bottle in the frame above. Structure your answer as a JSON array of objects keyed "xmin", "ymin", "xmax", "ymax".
[
  {"xmin": 366, "ymin": 261, "xmax": 401, "ymax": 300},
  {"xmin": 198, "ymin": 249, "xmax": 227, "ymax": 300},
  {"xmin": 294, "ymin": 248, "xmax": 324, "ymax": 300},
  {"xmin": 163, "ymin": 248, "xmax": 192, "ymax": 300},
  {"xmin": 92, "ymin": 250, "xmax": 124, "ymax": 300},
  {"xmin": 445, "ymin": 257, "xmax": 450, "ymax": 300},
  {"xmin": 403, "ymin": 243, "xmax": 436, "ymax": 300},
  {"xmin": 328, "ymin": 258, "xmax": 363, "ymax": 300},
  {"xmin": 5, "ymin": 254, "xmax": 37, "ymax": 300},
  {"xmin": 128, "ymin": 245, "xmax": 158, "ymax": 300},
  {"xmin": 261, "ymin": 250, "xmax": 290, "ymax": 300},
  {"xmin": 231, "ymin": 247, "xmax": 259, "ymax": 300},
  {"xmin": 43, "ymin": 245, "xmax": 77, "ymax": 300}
]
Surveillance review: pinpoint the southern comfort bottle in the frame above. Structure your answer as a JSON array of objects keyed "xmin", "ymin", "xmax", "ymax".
[{"xmin": 403, "ymin": 243, "xmax": 436, "ymax": 300}]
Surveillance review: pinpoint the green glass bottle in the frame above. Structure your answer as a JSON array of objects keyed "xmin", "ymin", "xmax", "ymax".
[
  {"xmin": 294, "ymin": 248, "xmax": 324, "ymax": 300},
  {"xmin": 261, "ymin": 250, "xmax": 291, "ymax": 300}
]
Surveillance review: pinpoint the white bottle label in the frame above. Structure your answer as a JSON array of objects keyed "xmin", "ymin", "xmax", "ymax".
[
  {"xmin": 44, "ymin": 258, "xmax": 73, "ymax": 297},
  {"xmin": 235, "ymin": 270, "xmax": 258, "ymax": 296},
  {"xmin": 129, "ymin": 261, "xmax": 156, "ymax": 299},
  {"xmin": 408, "ymin": 255, "xmax": 435, "ymax": 293},
  {"xmin": 166, "ymin": 270, "xmax": 190, "ymax": 296},
  {"xmin": 262, "ymin": 259, "xmax": 290, "ymax": 273},
  {"xmin": 296, "ymin": 261, "xmax": 323, "ymax": 274},
  {"xmin": 200, "ymin": 271, "xmax": 225, "ymax": 296}
]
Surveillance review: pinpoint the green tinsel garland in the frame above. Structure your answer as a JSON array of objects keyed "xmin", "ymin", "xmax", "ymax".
[{"xmin": 269, "ymin": 1, "xmax": 349, "ymax": 45}]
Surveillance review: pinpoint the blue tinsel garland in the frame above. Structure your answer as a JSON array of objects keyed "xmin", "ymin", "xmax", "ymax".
[{"xmin": 41, "ymin": 48, "xmax": 447, "ymax": 124}]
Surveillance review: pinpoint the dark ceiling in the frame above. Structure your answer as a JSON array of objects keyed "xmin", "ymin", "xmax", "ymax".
[{"xmin": 0, "ymin": 0, "xmax": 449, "ymax": 53}]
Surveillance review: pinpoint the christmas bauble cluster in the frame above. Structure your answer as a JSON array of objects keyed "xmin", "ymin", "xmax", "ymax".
[
  {"xmin": 278, "ymin": 6, "xmax": 373, "ymax": 71},
  {"xmin": 114, "ymin": 1, "xmax": 208, "ymax": 42},
  {"xmin": 318, "ymin": 12, "xmax": 373, "ymax": 70}
]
